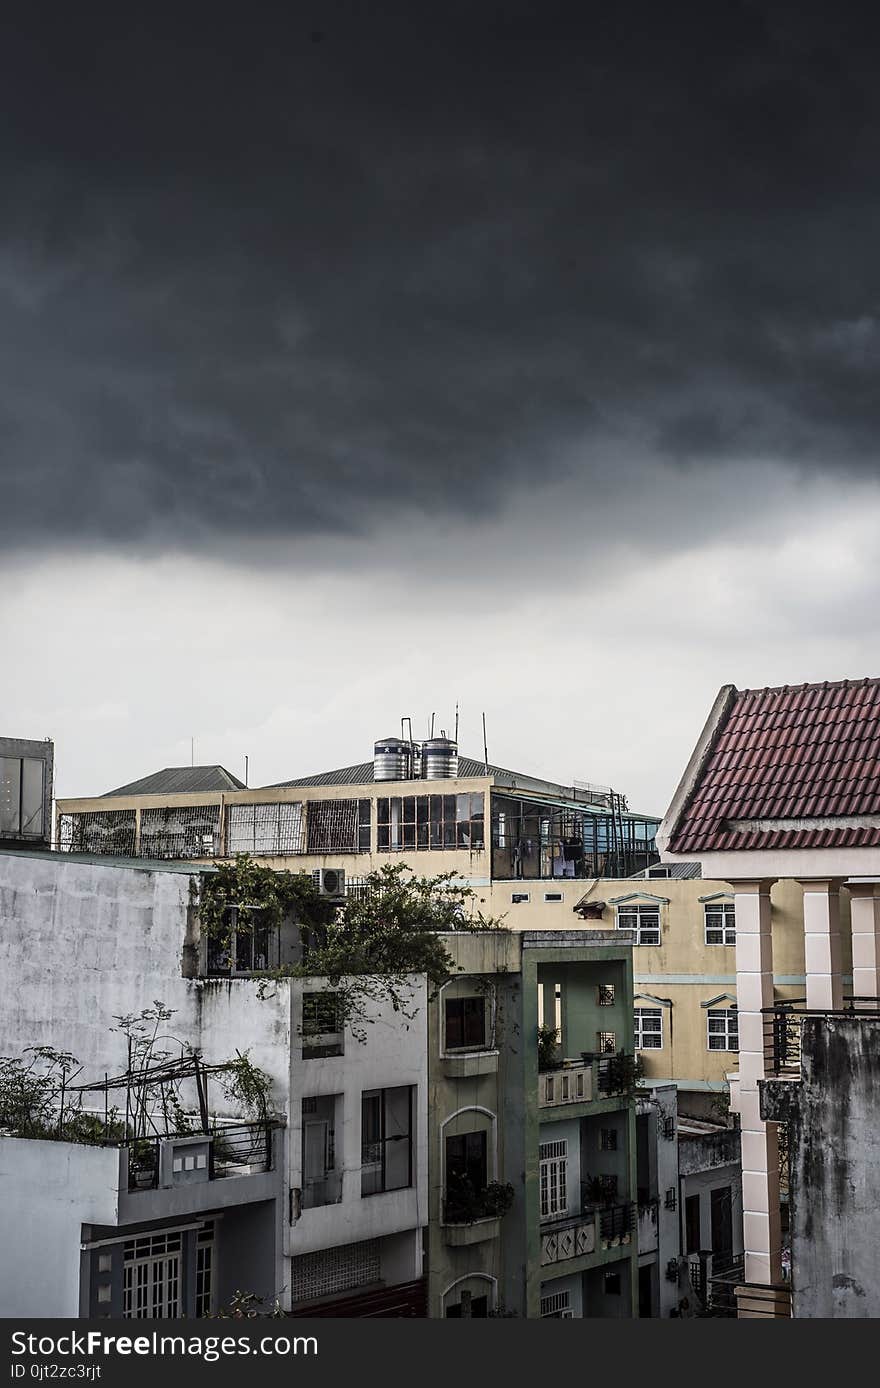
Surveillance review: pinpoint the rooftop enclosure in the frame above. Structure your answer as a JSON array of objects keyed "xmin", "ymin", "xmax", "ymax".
[
  {"xmin": 57, "ymin": 756, "xmax": 661, "ymax": 881},
  {"xmin": 1, "ymin": 736, "xmax": 54, "ymax": 848}
]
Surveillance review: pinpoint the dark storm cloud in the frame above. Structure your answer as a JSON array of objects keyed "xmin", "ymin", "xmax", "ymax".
[{"xmin": 2, "ymin": 1, "xmax": 880, "ymax": 553}]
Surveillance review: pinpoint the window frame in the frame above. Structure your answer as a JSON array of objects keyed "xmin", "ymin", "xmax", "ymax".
[
  {"xmin": 617, "ymin": 902, "xmax": 661, "ymax": 946},
  {"xmin": 704, "ymin": 901, "xmax": 736, "ymax": 946},
  {"xmin": 634, "ymin": 1007, "xmax": 663, "ymax": 1051},
  {"xmin": 539, "ymin": 1139, "xmax": 568, "ymax": 1219},
  {"xmin": 444, "ymin": 994, "xmax": 489, "ymax": 1052},
  {"xmin": 706, "ymin": 1007, "xmax": 739, "ymax": 1052}
]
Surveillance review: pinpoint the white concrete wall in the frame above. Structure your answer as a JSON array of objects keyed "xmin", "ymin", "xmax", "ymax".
[
  {"xmin": 287, "ymin": 976, "xmax": 428, "ymax": 1258},
  {"xmin": 0, "ymin": 1139, "xmax": 120, "ymax": 1317}
]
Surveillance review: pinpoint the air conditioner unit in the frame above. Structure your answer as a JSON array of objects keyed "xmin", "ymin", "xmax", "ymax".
[{"xmin": 313, "ymin": 867, "xmax": 346, "ymax": 899}]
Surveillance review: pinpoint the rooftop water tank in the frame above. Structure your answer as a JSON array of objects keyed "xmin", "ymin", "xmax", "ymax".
[
  {"xmin": 373, "ymin": 738, "xmax": 413, "ymax": 782},
  {"xmin": 422, "ymin": 736, "xmax": 458, "ymax": 780}
]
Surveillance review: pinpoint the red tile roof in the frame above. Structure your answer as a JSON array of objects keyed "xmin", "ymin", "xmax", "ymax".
[{"xmin": 668, "ymin": 678, "xmax": 880, "ymax": 853}]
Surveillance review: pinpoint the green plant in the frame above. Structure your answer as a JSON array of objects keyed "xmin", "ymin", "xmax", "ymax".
[
  {"xmin": 444, "ymin": 1174, "xmax": 515, "ymax": 1224},
  {"xmin": 207, "ymin": 1289, "xmax": 286, "ymax": 1319},
  {"xmin": 537, "ymin": 1024, "xmax": 560, "ymax": 1071},
  {"xmin": 216, "ymin": 1051, "xmax": 273, "ymax": 1123},
  {"xmin": 208, "ymin": 858, "xmax": 502, "ymax": 1041}
]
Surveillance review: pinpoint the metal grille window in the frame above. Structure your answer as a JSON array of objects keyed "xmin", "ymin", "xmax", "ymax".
[
  {"xmin": 598, "ymin": 1030, "xmax": 617, "ymax": 1054},
  {"xmin": 195, "ymin": 1225, "xmax": 214, "ymax": 1318},
  {"xmin": 539, "ymin": 1139, "xmax": 567, "ymax": 1218},
  {"xmin": 598, "ymin": 984, "xmax": 615, "ymax": 1006},
  {"xmin": 617, "ymin": 903, "xmax": 661, "ymax": 946},
  {"xmin": 376, "ymin": 793, "xmax": 484, "ymax": 852},
  {"xmin": 307, "ymin": 799, "xmax": 371, "ymax": 853},
  {"xmin": 707, "ymin": 1008, "xmax": 739, "ymax": 1052},
  {"xmin": 0, "ymin": 757, "xmax": 45, "ymax": 838},
  {"xmin": 600, "ymin": 1128, "xmax": 618, "ymax": 1152},
  {"xmin": 58, "ymin": 809, "xmax": 137, "ymax": 856},
  {"xmin": 140, "ymin": 805, "xmax": 221, "ymax": 859},
  {"xmin": 226, "ymin": 802, "xmax": 304, "ymax": 855},
  {"xmin": 302, "ymin": 992, "xmax": 344, "ymax": 1057},
  {"xmin": 634, "ymin": 1008, "xmax": 663, "ymax": 1050},
  {"xmin": 361, "ymin": 1087, "xmax": 413, "ymax": 1196},
  {"xmin": 122, "ymin": 1232, "xmax": 181, "ymax": 1318},
  {"xmin": 705, "ymin": 902, "xmax": 736, "ymax": 946},
  {"xmin": 541, "ymin": 1290, "xmax": 573, "ymax": 1318},
  {"xmin": 444, "ymin": 996, "xmax": 487, "ymax": 1050}
]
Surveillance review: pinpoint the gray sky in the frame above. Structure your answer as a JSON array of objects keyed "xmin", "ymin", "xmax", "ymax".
[{"xmin": 2, "ymin": 4, "xmax": 879, "ymax": 811}]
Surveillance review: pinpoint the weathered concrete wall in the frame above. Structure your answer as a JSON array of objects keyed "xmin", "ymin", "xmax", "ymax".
[
  {"xmin": 779, "ymin": 1017, "xmax": 880, "ymax": 1318},
  {"xmin": 0, "ymin": 1138, "xmax": 120, "ymax": 1316}
]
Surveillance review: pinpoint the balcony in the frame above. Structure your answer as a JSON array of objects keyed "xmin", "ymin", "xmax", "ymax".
[
  {"xmin": 540, "ymin": 1051, "xmax": 641, "ymax": 1109},
  {"xmin": 539, "ymin": 1058, "xmax": 593, "ymax": 1107},
  {"xmin": 540, "ymin": 1202, "xmax": 635, "ymax": 1266},
  {"xmin": 442, "ymin": 1180, "xmax": 514, "ymax": 1246},
  {"xmin": 126, "ymin": 1121, "xmax": 273, "ymax": 1192},
  {"xmin": 762, "ymin": 998, "xmax": 880, "ymax": 1077}
]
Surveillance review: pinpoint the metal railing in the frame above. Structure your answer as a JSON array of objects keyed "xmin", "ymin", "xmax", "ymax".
[
  {"xmin": 762, "ymin": 998, "xmax": 880, "ymax": 1076},
  {"xmin": 125, "ymin": 1121, "xmax": 273, "ymax": 1191},
  {"xmin": 598, "ymin": 1202, "xmax": 636, "ymax": 1241}
]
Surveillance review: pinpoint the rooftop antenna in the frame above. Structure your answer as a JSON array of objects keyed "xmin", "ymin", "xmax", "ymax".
[
  {"xmin": 454, "ymin": 702, "xmax": 459, "ymax": 745},
  {"xmin": 245, "ymin": 755, "xmax": 249, "ymax": 788},
  {"xmin": 482, "ymin": 712, "xmax": 489, "ymax": 772},
  {"xmin": 191, "ymin": 737, "xmax": 194, "ymax": 768},
  {"xmin": 429, "ymin": 712, "xmax": 435, "ymax": 737}
]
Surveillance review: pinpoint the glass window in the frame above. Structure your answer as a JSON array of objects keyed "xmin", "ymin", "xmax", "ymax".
[
  {"xmin": 361, "ymin": 1087, "xmax": 413, "ymax": 1196},
  {"xmin": 707, "ymin": 1008, "xmax": 739, "ymax": 1052},
  {"xmin": 445, "ymin": 996, "xmax": 487, "ymax": 1050},
  {"xmin": 705, "ymin": 902, "xmax": 736, "ymax": 946},
  {"xmin": 634, "ymin": 1007, "xmax": 663, "ymax": 1049},
  {"xmin": 617, "ymin": 903, "xmax": 661, "ymax": 946}
]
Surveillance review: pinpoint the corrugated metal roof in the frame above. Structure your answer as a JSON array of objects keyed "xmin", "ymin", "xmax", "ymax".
[
  {"xmin": 670, "ymin": 677, "xmax": 880, "ymax": 853},
  {"xmin": 629, "ymin": 861, "xmax": 702, "ymax": 880},
  {"xmin": 102, "ymin": 766, "xmax": 246, "ymax": 797},
  {"xmin": 267, "ymin": 754, "xmax": 618, "ymax": 801}
]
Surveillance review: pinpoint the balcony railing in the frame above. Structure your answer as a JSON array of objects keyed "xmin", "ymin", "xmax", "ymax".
[
  {"xmin": 539, "ymin": 1058, "xmax": 593, "ymax": 1107},
  {"xmin": 126, "ymin": 1121, "xmax": 273, "ymax": 1191},
  {"xmin": 762, "ymin": 998, "xmax": 880, "ymax": 1076}
]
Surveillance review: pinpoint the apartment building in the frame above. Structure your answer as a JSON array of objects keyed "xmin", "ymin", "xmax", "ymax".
[
  {"xmin": 659, "ymin": 677, "xmax": 880, "ymax": 1317},
  {"xmin": 0, "ymin": 845, "xmax": 427, "ymax": 1318},
  {"xmin": 428, "ymin": 928, "xmax": 640, "ymax": 1319}
]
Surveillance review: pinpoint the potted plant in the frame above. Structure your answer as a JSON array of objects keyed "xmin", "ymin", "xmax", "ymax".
[{"xmin": 537, "ymin": 1024, "xmax": 560, "ymax": 1072}]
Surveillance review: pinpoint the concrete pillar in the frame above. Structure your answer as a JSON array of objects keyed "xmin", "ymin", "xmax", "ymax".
[
  {"xmin": 848, "ymin": 881, "xmax": 880, "ymax": 999},
  {"xmin": 732, "ymin": 880, "xmax": 782, "ymax": 1285},
  {"xmin": 799, "ymin": 879, "xmax": 844, "ymax": 1012}
]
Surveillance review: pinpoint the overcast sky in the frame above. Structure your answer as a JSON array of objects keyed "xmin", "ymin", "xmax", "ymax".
[{"xmin": 2, "ymin": 3, "xmax": 880, "ymax": 811}]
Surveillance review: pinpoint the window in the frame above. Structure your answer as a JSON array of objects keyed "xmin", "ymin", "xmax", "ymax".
[
  {"xmin": 307, "ymin": 799, "xmax": 371, "ymax": 853},
  {"xmin": 445, "ymin": 995, "xmax": 487, "ymax": 1051},
  {"xmin": 0, "ymin": 757, "xmax": 45, "ymax": 838},
  {"xmin": 707, "ymin": 1008, "xmax": 738, "ymax": 1052},
  {"xmin": 617, "ymin": 903, "xmax": 661, "ymax": 946},
  {"xmin": 600, "ymin": 1128, "xmax": 618, "ymax": 1152},
  {"xmin": 539, "ymin": 1140, "xmax": 567, "ymax": 1219},
  {"xmin": 361, "ymin": 1087, "xmax": 413, "ymax": 1196},
  {"xmin": 140, "ymin": 804, "xmax": 221, "ymax": 858},
  {"xmin": 704, "ymin": 901, "xmax": 736, "ymax": 946},
  {"xmin": 597, "ymin": 1030, "xmax": 617, "ymax": 1054},
  {"xmin": 541, "ymin": 1290, "xmax": 573, "ymax": 1318},
  {"xmin": 195, "ymin": 1225, "xmax": 214, "ymax": 1318},
  {"xmin": 543, "ymin": 892, "xmax": 564, "ymax": 903},
  {"xmin": 376, "ymin": 793, "xmax": 484, "ymax": 852},
  {"xmin": 302, "ymin": 993, "xmax": 344, "ymax": 1058},
  {"xmin": 648, "ymin": 867, "xmax": 671, "ymax": 878},
  {"xmin": 302, "ymin": 1095, "xmax": 340, "ymax": 1208},
  {"xmin": 445, "ymin": 1130, "xmax": 489, "ymax": 1219},
  {"xmin": 598, "ymin": 984, "xmax": 615, "ymax": 1006},
  {"xmin": 511, "ymin": 892, "xmax": 530, "ymax": 904},
  {"xmin": 604, "ymin": 1272, "xmax": 622, "ymax": 1296},
  {"xmin": 122, "ymin": 1232, "xmax": 181, "ymax": 1318},
  {"xmin": 634, "ymin": 1007, "xmax": 663, "ymax": 1050},
  {"xmin": 685, "ymin": 1193, "xmax": 701, "ymax": 1253},
  {"xmin": 446, "ymin": 1293, "xmax": 489, "ymax": 1318},
  {"xmin": 206, "ymin": 907, "xmax": 274, "ymax": 976},
  {"xmin": 226, "ymin": 801, "xmax": 304, "ymax": 855}
]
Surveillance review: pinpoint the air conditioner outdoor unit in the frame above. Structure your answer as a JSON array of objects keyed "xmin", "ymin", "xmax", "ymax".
[{"xmin": 313, "ymin": 867, "xmax": 346, "ymax": 899}]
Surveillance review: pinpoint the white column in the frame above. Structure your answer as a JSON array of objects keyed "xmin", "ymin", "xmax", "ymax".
[
  {"xmin": 849, "ymin": 881, "xmax": 880, "ymax": 999},
  {"xmin": 800, "ymin": 879, "xmax": 844, "ymax": 1012},
  {"xmin": 732, "ymin": 880, "xmax": 782, "ymax": 1286}
]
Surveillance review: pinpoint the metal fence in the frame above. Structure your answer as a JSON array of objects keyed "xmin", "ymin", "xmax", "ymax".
[{"xmin": 762, "ymin": 997, "xmax": 880, "ymax": 1076}]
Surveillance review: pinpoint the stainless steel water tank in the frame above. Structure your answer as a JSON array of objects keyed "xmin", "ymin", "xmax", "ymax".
[
  {"xmin": 373, "ymin": 738, "xmax": 412, "ymax": 781},
  {"xmin": 422, "ymin": 737, "xmax": 459, "ymax": 779}
]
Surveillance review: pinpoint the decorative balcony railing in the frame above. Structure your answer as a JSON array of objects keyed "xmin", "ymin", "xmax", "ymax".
[
  {"xmin": 539, "ymin": 1201, "xmax": 635, "ymax": 1265},
  {"xmin": 539, "ymin": 1058, "xmax": 593, "ymax": 1107},
  {"xmin": 762, "ymin": 998, "xmax": 880, "ymax": 1076}
]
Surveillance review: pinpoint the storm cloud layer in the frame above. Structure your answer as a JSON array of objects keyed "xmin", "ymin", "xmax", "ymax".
[{"xmin": 3, "ymin": 2, "xmax": 880, "ymax": 557}]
